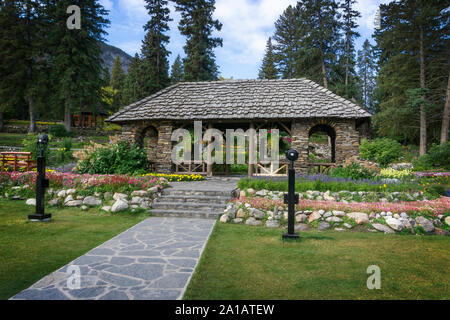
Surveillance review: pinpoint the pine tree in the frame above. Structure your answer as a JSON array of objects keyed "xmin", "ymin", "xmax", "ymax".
[
  {"xmin": 122, "ymin": 54, "xmax": 143, "ymax": 106},
  {"xmin": 174, "ymin": 0, "xmax": 223, "ymax": 81},
  {"xmin": 110, "ymin": 56, "xmax": 125, "ymax": 111},
  {"xmin": 45, "ymin": 0, "xmax": 109, "ymax": 132},
  {"xmin": 258, "ymin": 38, "xmax": 278, "ymax": 79},
  {"xmin": 292, "ymin": 0, "xmax": 341, "ymax": 89},
  {"xmin": 140, "ymin": 0, "xmax": 171, "ymax": 97},
  {"xmin": 0, "ymin": 0, "xmax": 48, "ymax": 132},
  {"xmin": 374, "ymin": 0, "xmax": 448, "ymax": 148},
  {"xmin": 273, "ymin": 5, "xmax": 300, "ymax": 79},
  {"xmin": 357, "ymin": 40, "xmax": 377, "ymax": 112},
  {"xmin": 341, "ymin": 0, "xmax": 361, "ymax": 97},
  {"xmin": 170, "ymin": 54, "xmax": 184, "ymax": 84}
]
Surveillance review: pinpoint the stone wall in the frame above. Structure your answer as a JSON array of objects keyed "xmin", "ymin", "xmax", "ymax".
[
  {"xmin": 119, "ymin": 121, "xmax": 173, "ymax": 173},
  {"xmin": 291, "ymin": 118, "xmax": 360, "ymax": 172}
]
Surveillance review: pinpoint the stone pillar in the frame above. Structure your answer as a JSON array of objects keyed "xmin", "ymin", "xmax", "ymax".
[
  {"xmin": 291, "ymin": 120, "xmax": 309, "ymax": 173},
  {"xmin": 155, "ymin": 122, "xmax": 173, "ymax": 173},
  {"xmin": 334, "ymin": 119, "xmax": 360, "ymax": 164},
  {"xmin": 147, "ymin": 135, "xmax": 158, "ymax": 162},
  {"xmin": 119, "ymin": 124, "xmax": 136, "ymax": 145}
]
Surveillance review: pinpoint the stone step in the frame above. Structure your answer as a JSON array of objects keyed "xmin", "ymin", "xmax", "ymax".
[
  {"xmin": 162, "ymin": 189, "xmax": 236, "ymax": 197},
  {"xmin": 155, "ymin": 195, "xmax": 230, "ymax": 204},
  {"xmin": 151, "ymin": 202, "xmax": 227, "ymax": 211},
  {"xmin": 148, "ymin": 209, "xmax": 221, "ymax": 220}
]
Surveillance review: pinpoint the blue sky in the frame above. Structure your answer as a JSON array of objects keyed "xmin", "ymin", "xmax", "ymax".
[{"xmin": 99, "ymin": 0, "xmax": 392, "ymax": 79}]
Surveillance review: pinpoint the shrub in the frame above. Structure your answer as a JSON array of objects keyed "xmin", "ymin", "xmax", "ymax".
[
  {"xmin": 380, "ymin": 168, "xmax": 413, "ymax": 180},
  {"xmin": 330, "ymin": 163, "xmax": 377, "ymax": 180},
  {"xmin": 48, "ymin": 124, "xmax": 73, "ymax": 137},
  {"xmin": 359, "ymin": 138, "xmax": 404, "ymax": 167},
  {"xmin": 413, "ymin": 143, "xmax": 450, "ymax": 170},
  {"xmin": 76, "ymin": 141, "xmax": 148, "ymax": 175},
  {"xmin": 22, "ymin": 133, "xmax": 53, "ymax": 160}
]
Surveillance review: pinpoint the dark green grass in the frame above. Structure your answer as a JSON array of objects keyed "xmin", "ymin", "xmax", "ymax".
[
  {"xmin": 184, "ymin": 223, "xmax": 450, "ymax": 300},
  {"xmin": 0, "ymin": 133, "xmax": 109, "ymax": 149},
  {"xmin": 0, "ymin": 199, "xmax": 148, "ymax": 300}
]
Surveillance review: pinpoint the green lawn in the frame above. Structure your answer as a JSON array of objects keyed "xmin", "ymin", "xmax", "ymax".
[
  {"xmin": 184, "ymin": 223, "xmax": 450, "ymax": 300},
  {"xmin": 0, "ymin": 132, "xmax": 109, "ymax": 149},
  {"xmin": 0, "ymin": 200, "xmax": 148, "ymax": 300}
]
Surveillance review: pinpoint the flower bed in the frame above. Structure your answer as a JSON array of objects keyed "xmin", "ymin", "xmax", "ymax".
[{"xmin": 141, "ymin": 173, "xmax": 205, "ymax": 182}]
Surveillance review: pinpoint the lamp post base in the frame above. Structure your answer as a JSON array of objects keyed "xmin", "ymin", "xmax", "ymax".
[
  {"xmin": 282, "ymin": 232, "xmax": 299, "ymax": 240},
  {"xmin": 28, "ymin": 214, "xmax": 52, "ymax": 222}
]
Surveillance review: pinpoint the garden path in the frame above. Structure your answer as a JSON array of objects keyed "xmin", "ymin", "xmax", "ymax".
[{"xmin": 10, "ymin": 177, "xmax": 240, "ymax": 300}]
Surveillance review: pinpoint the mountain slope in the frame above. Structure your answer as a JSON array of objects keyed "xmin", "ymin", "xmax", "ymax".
[{"xmin": 100, "ymin": 42, "xmax": 133, "ymax": 74}]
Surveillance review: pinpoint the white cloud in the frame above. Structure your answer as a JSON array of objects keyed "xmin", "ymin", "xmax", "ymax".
[{"xmin": 213, "ymin": 0, "xmax": 297, "ymax": 67}]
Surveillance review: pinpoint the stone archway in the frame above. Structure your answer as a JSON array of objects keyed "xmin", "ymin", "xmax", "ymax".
[
  {"xmin": 134, "ymin": 125, "xmax": 159, "ymax": 163},
  {"xmin": 308, "ymin": 122, "xmax": 336, "ymax": 163}
]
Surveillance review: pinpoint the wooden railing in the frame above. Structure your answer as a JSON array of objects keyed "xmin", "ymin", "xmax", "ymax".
[
  {"xmin": 1, "ymin": 152, "xmax": 37, "ymax": 172},
  {"xmin": 175, "ymin": 162, "xmax": 207, "ymax": 175},
  {"xmin": 308, "ymin": 162, "xmax": 336, "ymax": 174},
  {"xmin": 254, "ymin": 161, "xmax": 289, "ymax": 176}
]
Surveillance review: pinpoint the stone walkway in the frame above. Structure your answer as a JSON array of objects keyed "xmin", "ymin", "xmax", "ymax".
[{"xmin": 11, "ymin": 217, "xmax": 215, "ymax": 300}]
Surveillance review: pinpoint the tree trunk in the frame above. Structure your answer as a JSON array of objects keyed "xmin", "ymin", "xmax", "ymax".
[
  {"xmin": 0, "ymin": 111, "xmax": 4, "ymax": 132},
  {"xmin": 345, "ymin": 30, "xmax": 350, "ymax": 94},
  {"xmin": 419, "ymin": 26, "xmax": 427, "ymax": 156},
  {"xmin": 64, "ymin": 104, "xmax": 72, "ymax": 132},
  {"xmin": 28, "ymin": 96, "xmax": 36, "ymax": 133},
  {"xmin": 441, "ymin": 73, "xmax": 450, "ymax": 145},
  {"xmin": 321, "ymin": 56, "xmax": 328, "ymax": 89}
]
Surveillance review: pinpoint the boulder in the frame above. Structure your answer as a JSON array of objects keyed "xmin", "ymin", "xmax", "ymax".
[
  {"xmin": 415, "ymin": 216, "xmax": 435, "ymax": 233},
  {"xmin": 323, "ymin": 211, "xmax": 333, "ymax": 218},
  {"xmin": 64, "ymin": 195, "xmax": 74, "ymax": 203},
  {"xmin": 308, "ymin": 211, "xmax": 321, "ymax": 222},
  {"xmin": 445, "ymin": 216, "xmax": 450, "ymax": 226},
  {"xmin": 318, "ymin": 222, "xmax": 331, "ymax": 231},
  {"xmin": 219, "ymin": 214, "xmax": 229, "ymax": 223},
  {"xmin": 83, "ymin": 196, "xmax": 102, "ymax": 207},
  {"xmin": 326, "ymin": 216, "xmax": 342, "ymax": 223},
  {"xmin": 101, "ymin": 206, "xmax": 112, "ymax": 212},
  {"xmin": 252, "ymin": 209, "xmax": 265, "ymax": 220},
  {"xmin": 347, "ymin": 212, "xmax": 369, "ymax": 225},
  {"xmin": 140, "ymin": 201, "xmax": 151, "ymax": 209},
  {"xmin": 294, "ymin": 223, "xmax": 311, "ymax": 231},
  {"xmin": 245, "ymin": 217, "xmax": 262, "ymax": 226},
  {"xmin": 239, "ymin": 190, "xmax": 246, "ymax": 198},
  {"xmin": 332, "ymin": 210, "xmax": 346, "ymax": 217},
  {"xmin": 130, "ymin": 197, "xmax": 144, "ymax": 205},
  {"xmin": 247, "ymin": 188, "xmax": 255, "ymax": 195},
  {"xmin": 236, "ymin": 208, "xmax": 246, "ymax": 219},
  {"xmin": 255, "ymin": 189, "xmax": 267, "ymax": 196},
  {"xmin": 26, "ymin": 198, "xmax": 36, "ymax": 206},
  {"xmin": 113, "ymin": 193, "xmax": 128, "ymax": 201},
  {"xmin": 385, "ymin": 218, "xmax": 404, "ymax": 231},
  {"xmin": 232, "ymin": 218, "xmax": 243, "ymax": 224},
  {"xmin": 111, "ymin": 199, "xmax": 129, "ymax": 213},
  {"xmin": 48, "ymin": 198, "xmax": 60, "ymax": 206},
  {"xmin": 131, "ymin": 190, "xmax": 148, "ymax": 197},
  {"xmin": 66, "ymin": 189, "xmax": 77, "ymax": 195},
  {"xmin": 343, "ymin": 223, "xmax": 353, "ymax": 229},
  {"xmin": 372, "ymin": 223, "xmax": 395, "ymax": 234},
  {"xmin": 266, "ymin": 220, "xmax": 280, "ymax": 228},
  {"xmin": 295, "ymin": 214, "xmax": 307, "ymax": 223},
  {"xmin": 65, "ymin": 200, "xmax": 83, "ymax": 207},
  {"xmin": 81, "ymin": 205, "xmax": 88, "ymax": 211}
]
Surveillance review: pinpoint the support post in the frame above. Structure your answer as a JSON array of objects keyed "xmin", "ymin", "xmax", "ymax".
[
  {"xmin": 207, "ymin": 122, "xmax": 213, "ymax": 177},
  {"xmin": 248, "ymin": 122, "xmax": 255, "ymax": 177},
  {"xmin": 283, "ymin": 149, "xmax": 299, "ymax": 240}
]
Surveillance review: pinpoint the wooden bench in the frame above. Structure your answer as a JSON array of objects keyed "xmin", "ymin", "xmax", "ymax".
[{"xmin": 1, "ymin": 152, "xmax": 37, "ymax": 172}]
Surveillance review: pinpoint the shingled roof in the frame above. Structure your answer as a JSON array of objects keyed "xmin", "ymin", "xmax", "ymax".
[{"xmin": 107, "ymin": 78, "xmax": 372, "ymax": 123}]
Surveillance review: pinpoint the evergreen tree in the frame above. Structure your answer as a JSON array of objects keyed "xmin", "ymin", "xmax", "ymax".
[
  {"xmin": 258, "ymin": 38, "xmax": 278, "ymax": 79},
  {"xmin": 293, "ymin": 0, "xmax": 341, "ymax": 89},
  {"xmin": 273, "ymin": 5, "xmax": 300, "ymax": 79},
  {"xmin": 140, "ymin": 0, "xmax": 171, "ymax": 97},
  {"xmin": 110, "ymin": 56, "xmax": 125, "ymax": 110},
  {"xmin": 373, "ymin": 0, "xmax": 448, "ymax": 148},
  {"xmin": 46, "ymin": 0, "xmax": 109, "ymax": 132},
  {"xmin": 357, "ymin": 39, "xmax": 377, "ymax": 113},
  {"xmin": 340, "ymin": 0, "xmax": 361, "ymax": 97},
  {"xmin": 170, "ymin": 54, "xmax": 184, "ymax": 84},
  {"xmin": 122, "ymin": 54, "xmax": 143, "ymax": 106},
  {"xmin": 0, "ymin": 0, "xmax": 48, "ymax": 132},
  {"xmin": 174, "ymin": 0, "xmax": 223, "ymax": 81}
]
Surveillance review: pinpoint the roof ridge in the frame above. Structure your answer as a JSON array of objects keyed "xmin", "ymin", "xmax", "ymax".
[{"xmin": 106, "ymin": 83, "xmax": 182, "ymax": 122}]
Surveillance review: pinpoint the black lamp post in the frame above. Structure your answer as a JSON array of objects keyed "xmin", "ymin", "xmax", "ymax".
[
  {"xmin": 28, "ymin": 134, "xmax": 51, "ymax": 222},
  {"xmin": 282, "ymin": 149, "xmax": 299, "ymax": 240}
]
